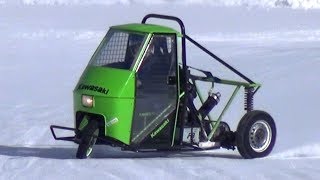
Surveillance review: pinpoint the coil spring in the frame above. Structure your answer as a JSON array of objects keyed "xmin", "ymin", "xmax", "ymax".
[{"xmin": 244, "ymin": 87, "xmax": 254, "ymax": 111}]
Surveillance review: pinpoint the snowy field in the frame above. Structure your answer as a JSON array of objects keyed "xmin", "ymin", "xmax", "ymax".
[{"xmin": 1, "ymin": 0, "xmax": 320, "ymax": 179}]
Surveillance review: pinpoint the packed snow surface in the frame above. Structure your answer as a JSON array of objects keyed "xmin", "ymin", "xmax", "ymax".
[
  {"xmin": 0, "ymin": 2, "xmax": 320, "ymax": 180},
  {"xmin": 0, "ymin": 0, "xmax": 319, "ymax": 9}
]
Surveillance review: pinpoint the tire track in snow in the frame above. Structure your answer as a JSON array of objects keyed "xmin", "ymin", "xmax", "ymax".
[
  {"xmin": 0, "ymin": 104, "xmax": 71, "ymax": 146},
  {"xmin": 1, "ymin": 157, "xmax": 38, "ymax": 180},
  {"xmin": 268, "ymin": 144, "xmax": 320, "ymax": 159}
]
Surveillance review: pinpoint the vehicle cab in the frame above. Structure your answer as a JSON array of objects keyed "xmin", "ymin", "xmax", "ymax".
[{"xmin": 73, "ymin": 23, "xmax": 183, "ymax": 147}]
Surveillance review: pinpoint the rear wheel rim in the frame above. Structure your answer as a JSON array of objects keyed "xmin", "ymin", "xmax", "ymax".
[{"xmin": 249, "ymin": 120, "xmax": 272, "ymax": 153}]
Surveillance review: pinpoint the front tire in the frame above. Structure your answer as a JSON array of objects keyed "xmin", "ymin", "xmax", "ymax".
[
  {"xmin": 236, "ymin": 110, "xmax": 276, "ymax": 159},
  {"xmin": 76, "ymin": 120, "xmax": 99, "ymax": 159}
]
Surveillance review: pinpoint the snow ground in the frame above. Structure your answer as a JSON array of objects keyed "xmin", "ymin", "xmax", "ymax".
[
  {"xmin": 0, "ymin": 2, "xmax": 320, "ymax": 180},
  {"xmin": 2, "ymin": 0, "xmax": 320, "ymax": 9}
]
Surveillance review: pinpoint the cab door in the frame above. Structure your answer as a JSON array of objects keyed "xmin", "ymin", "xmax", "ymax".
[{"xmin": 131, "ymin": 34, "xmax": 178, "ymax": 145}]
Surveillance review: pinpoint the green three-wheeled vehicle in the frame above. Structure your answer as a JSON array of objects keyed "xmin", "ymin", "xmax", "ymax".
[{"xmin": 50, "ymin": 14, "xmax": 276, "ymax": 159}]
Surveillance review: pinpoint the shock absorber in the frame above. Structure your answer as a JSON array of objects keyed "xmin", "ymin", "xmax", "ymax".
[
  {"xmin": 244, "ymin": 87, "xmax": 254, "ymax": 111},
  {"xmin": 198, "ymin": 89, "xmax": 221, "ymax": 119}
]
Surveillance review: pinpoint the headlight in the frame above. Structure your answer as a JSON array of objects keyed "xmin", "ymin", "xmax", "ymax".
[{"xmin": 82, "ymin": 95, "xmax": 94, "ymax": 107}]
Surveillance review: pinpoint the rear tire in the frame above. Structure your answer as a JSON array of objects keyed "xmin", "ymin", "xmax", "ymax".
[
  {"xmin": 236, "ymin": 110, "xmax": 276, "ymax": 159},
  {"xmin": 76, "ymin": 120, "xmax": 99, "ymax": 159}
]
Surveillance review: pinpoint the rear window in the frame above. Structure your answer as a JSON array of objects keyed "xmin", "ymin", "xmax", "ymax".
[{"xmin": 90, "ymin": 29, "xmax": 146, "ymax": 70}]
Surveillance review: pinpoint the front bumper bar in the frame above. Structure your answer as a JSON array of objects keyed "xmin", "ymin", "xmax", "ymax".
[{"xmin": 50, "ymin": 125, "xmax": 76, "ymax": 142}]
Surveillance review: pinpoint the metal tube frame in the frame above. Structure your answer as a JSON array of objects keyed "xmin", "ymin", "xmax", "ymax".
[
  {"xmin": 193, "ymin": 77, "xmax": 260, "ymax": 141},
  {"xmin": 50, "ymin": 125, "xmax": 76, "ymax": 142}
]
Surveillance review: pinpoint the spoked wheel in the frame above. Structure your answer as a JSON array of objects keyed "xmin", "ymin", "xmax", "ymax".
[
  {"xmin": 76, "ymin": 120, "xmax": 99, "ymax": 159},
  {"xmin": 236, "ymin": 110, "xmax": 276, "ymax": 159}
]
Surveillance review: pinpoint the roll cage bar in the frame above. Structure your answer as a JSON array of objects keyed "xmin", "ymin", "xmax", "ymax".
[{"xmin": 142, "ymin": 14, "xmax": 255, "ymax": 84}]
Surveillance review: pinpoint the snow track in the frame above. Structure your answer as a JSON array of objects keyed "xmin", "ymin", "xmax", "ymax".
[{"xmin": 270, "ymin": 144, "xmax": 320, "ymax": 159}]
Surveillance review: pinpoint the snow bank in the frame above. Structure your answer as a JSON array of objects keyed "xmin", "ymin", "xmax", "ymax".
[
  {"xmin": 0, "ymin": 0, "xmax": 320, "ymax": 9},
  {"xmin": 12, "ymin": 29, "xmax": 320, "ymax": 42},
  {"xmin": 12, "ymin": 30, "xmax": 105, "ymax": 41},
  {"xmin": 193, "ymin": 29, "xmax": 320, "ymax": 42},
  {"xmin": 20, "ymin": 0, "xmax": 320, "ymax": 9}
]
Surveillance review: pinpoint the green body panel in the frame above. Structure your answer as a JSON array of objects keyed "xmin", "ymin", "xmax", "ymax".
[
  {"xmin": 75, "ymin": 66, "xmax": 135, "ymax": 98},
  {"xmin": 74, "ymin": 94, "xmax": 134, "ymax": 144},
  {"xmin": 73, "ymin": 66, "xmax": 136, "ymax": 145},
  {"xmin": 111, "ymin": 23, "xmax": 182, "ymax": 37}
]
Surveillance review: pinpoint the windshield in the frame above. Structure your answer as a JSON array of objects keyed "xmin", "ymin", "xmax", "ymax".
[{"xmin": 90, "ymin": 29, "xmax": 146, "ymax": 70}]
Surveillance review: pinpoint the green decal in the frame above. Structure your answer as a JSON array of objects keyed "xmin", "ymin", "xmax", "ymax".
[
  {"xmin": 78, "ymin": 84, "xmax": 109, "ymax": 95},
  {"xmin": 150, "ymin": 119, "xmax": 170, "ymax": 138},
  {"xmin": 106, "ymin": 117, "xmax": 119, "ymax": 127}
]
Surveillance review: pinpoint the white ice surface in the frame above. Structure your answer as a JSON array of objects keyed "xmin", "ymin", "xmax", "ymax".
[
  {"xmin": 1, "ymin": 0, "xmax": 320, "ymax": 9},
  {"xmin": 0, "ymin": 3, "xmax": 320, "ymax": 180}
]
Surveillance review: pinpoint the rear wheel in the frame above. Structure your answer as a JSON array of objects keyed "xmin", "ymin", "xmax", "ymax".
[
  {"xmin": 236, "ymin": 110, "xmax": 276, "ymax": 159},
  {"xmin": 76, "ymin": 120, "xmax": 99, "ymax": 159}
]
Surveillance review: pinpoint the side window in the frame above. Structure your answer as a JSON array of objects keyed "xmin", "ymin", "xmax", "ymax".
[
  {"xmin": 90, "ymin": 30, "xmax": 145, "ymax": 70},
  {"xmin": 137, "ymin": 34, "xmax": 176, "ymax": 93}
]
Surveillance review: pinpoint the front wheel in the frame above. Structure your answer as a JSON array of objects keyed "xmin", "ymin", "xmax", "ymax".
[
  {"xmin": 236, "ymin": 110, "xmax": 276, "ymax": 159},
  {"xmin": 76, "ymin": 120, "xmax": 99, "ymax": 159}
]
